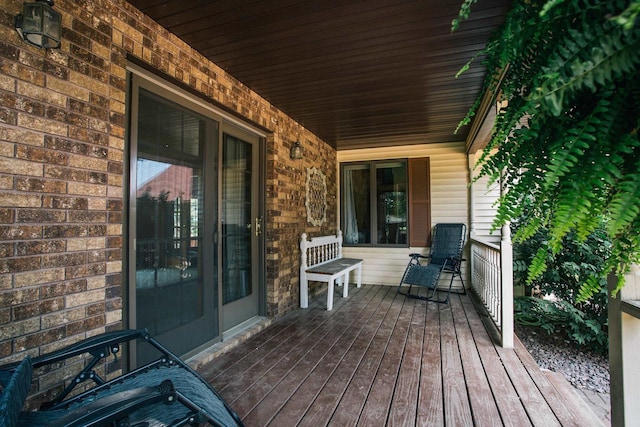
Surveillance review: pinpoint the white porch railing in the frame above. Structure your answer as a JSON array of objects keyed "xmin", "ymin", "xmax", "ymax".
[{"xmin": 470, "ymin": 233, "xmax": 514, "ymax": 348}]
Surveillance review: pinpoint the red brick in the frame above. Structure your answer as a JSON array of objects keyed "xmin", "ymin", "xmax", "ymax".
[
  {"xmin": 65, "ymin": 263, "xmax": 106, "ymax": 279},
  {"xmin": 42, "ymin": 253, "xmax": 86, "ymax": 268},
  {"xmin": 43, "ymin": 196, "xmax": 88, "ymax": 210},
  {"xmin": 13, "ymin": 298, "xmax": 65, "ymax": 320},
  {"xmin": 16, "ymin": 210, "xmax": 66, "ymax": 223},
  {"xmin": 14, "ymin": 326, "xmax": 66, "ymax": 350},
  {"xmin": 0, "ymin": 226, "xmax": 42, "ymax": 240},
  {"xmin": 16, "ymin": 240, "xmax": 65, "ymax": 256},
  {"xmin": 0, "ymin": 209, "xmax": 15, "ymax": 223},
  {"xmin": 15, "ymin": 178, "xmax": 67, "ymax": 194},
  {"xmin": 41, "ymin": 280, "xmax": 87, "ymax": 298},
  {"xmin": 43, "ymin": 225, "xmax": 88, "ymax": 239}
]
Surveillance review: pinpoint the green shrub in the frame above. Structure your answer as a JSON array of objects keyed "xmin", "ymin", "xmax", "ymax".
[
  {"xmin": 514, "ymin": 297, "xmax": 608, "ymax": 353},
  {"xmin": 513, "ymin": 219, "xmax": 610, "ymax": 353}
]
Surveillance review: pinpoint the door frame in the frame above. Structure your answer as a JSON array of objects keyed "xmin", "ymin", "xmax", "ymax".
[
  {"xmin": 125, "ymin": 64, "xmax": 267, "ymax": 362},
  {"xmin": 219, "ymin": 127, "xmax": 262, "ymax": 332}
]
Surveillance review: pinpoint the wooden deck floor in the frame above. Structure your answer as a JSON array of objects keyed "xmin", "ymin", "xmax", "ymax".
[{"xmin": 199, "ymin": 285, "xmax": 603, "ymax": 426}]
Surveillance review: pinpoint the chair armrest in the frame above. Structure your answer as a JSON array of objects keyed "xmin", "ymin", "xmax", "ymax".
[
  {"xmin": 409, "ymin": 253, "xmax": 430, "ymax": 260},
  {"xmin": 47, "ymin": 380, "xmax": 177, "ymax": 427},
  {"xmin": 31, "ymin": 329, "xmax": 150, "ymax": 369},
  {"xmin": 20, "ymin": 329, "xmax": 153, "ymax": 409}
]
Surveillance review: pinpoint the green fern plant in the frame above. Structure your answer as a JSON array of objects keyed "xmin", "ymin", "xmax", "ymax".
[{"xmin": 455, "ymin": 0, "xmax": 640, "ymax": 300}]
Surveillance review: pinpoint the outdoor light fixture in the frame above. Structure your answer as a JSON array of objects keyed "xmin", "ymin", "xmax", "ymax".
[
  {"xmin": 290, "ymin": 140, "xmax": 304, "ymax": 160},
  {"xmin": 15, "ymin": 0, "xmax": 62, "ymax": 49}
]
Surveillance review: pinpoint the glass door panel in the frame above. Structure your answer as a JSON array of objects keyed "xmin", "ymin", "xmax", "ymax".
[
  {"xmin": 221, "ymin": 132, "xmax": 259, "ymax": 330},
  {"xmin": 135, "ymin": 160, "xmax": 204, "ymax": 333},
  {"xmin": 132, "ymin": 86, "xmax": 218, "ymax": 363}
]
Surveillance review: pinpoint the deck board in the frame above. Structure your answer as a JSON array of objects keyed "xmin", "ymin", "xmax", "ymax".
[
  {"xmin": 456, "ymin": 295, "xmax": 534, "ymax": 427},
  {"xmin": 513, "ymin": 337, "xmax": 603, "ymax": 427},
  {"xmin": 328, "ymin": 290, "xmax": 405, "ymax": 426},
  {"xmin": 246, "ymin": 285, "xmax": 383, "ymax": 425},
  {"xmin": 449, "ymin": 296, "xmax": 503, "ymax": 427},
  {"xmin": 439, "ymin": 300, "xmax": 474, "ymax": 426},
  {"xmin": 242, "ymin": 288, "xmax": 373, "ymax": 422},
  {"xmin": 386, "ymin": 296, "xmax": 425, "ymax": 426},
  {"xmin": 201, "ymin": 285, "xmax": 602, "ymax": 426},
  {"xmin": 292, "ymin": 286, "xmax": 395, "ymax": 427},
  {"xmin": 416, "ymin": 300, "xmax": 444, "ymax": 426},
  {"xmin": 358, "ymin": 295, "xmax": 415, "ymax": 425}
]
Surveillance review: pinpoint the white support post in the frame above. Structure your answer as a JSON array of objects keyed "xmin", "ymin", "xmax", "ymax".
[
  {"xmin": 499, "ymin": 171, "xmax": 514, "ymax": 348},
  {"xmin": 500, "ymin": 222, "xmax": 514, "ymax": 348},
  {"xmin": 609, "ymin": 265, "xmax": 640, "ymax": 426}
]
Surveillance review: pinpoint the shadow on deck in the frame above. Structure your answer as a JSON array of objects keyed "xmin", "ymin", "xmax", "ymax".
[{"xmin": 196, "ymin": 285, "xmax": 603, "ymax": 426}]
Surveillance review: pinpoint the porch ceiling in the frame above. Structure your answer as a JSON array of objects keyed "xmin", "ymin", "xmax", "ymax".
[{"xmin": 126, "ymin": 0, "xmax": 511, "ymax": 150}]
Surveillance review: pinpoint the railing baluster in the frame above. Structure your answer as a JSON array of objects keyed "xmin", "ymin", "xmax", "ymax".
[{"xmin": 470, "ymin": 237, "xmax": 513, "ymax": 347}]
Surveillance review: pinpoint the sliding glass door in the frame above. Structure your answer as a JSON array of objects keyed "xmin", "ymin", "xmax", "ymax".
[{"xmin": 128, "ymin": 75, "xmax": 263, "ymax": 363}]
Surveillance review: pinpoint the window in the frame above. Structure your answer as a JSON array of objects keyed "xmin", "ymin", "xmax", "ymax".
[
  {"xmin": 341, "ymin": 158, "xmax": 430, "ymax": 247},
  {"xmin": 342, "ymin": 160, "xmax": 408, "ymax": 246}
]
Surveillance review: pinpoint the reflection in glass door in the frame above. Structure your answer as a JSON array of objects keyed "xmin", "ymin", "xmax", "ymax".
[
  {"xmin": 131, "ymin": 86, "xmax": 218, "ymax": 363},
  {"xmin": 221, "ymin": 132, "xmax": 260, "ymax": 330}
]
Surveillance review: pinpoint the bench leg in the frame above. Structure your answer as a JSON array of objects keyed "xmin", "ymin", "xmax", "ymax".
[
  {"xmin": 327, "ymin": 279, "xmax": 334, "ymax": 311},
  {"xmin": 356, "ymin": 265, "xmax": 362, "ymax": 288},
  {"xmin": 342, "ymin": 272, "xmax": 349, "ymax": 298},
  {"xmin": 300, "ymin": 276, "xmax": 309, "ymax": 309}
]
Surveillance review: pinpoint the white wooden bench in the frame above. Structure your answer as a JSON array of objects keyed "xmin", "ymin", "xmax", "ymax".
[{"xmin": 300, "ymin": 230, "xmax": 363, "ymax": 310}]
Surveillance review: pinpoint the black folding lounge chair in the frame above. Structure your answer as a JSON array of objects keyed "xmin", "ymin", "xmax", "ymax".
[
  {"xmin": 397, "ymin": 223, "xmax": 466, "ymax": 303},
  {"xmin": 0, "ymin": 329, "xmax": 244, "ymax": 427}
]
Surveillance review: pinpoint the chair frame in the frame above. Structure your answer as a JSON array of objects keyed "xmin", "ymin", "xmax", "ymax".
[
  {"xmin": 0, "ymin": 329, "xmax": 244, "ymax": 427},
  {"xmin": 397, "ymin": 223, "xmax": 467, "ymax": 303}
]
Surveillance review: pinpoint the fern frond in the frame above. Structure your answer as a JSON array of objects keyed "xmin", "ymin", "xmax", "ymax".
[
  {"xmin": 540, "ymin": 0, "xmax": 566, "ymax": 17},
  {"xmin": 577, "ymin": 275, "xmax": 607, "ymax": 302},
  {"xmin": 534, "ymin": 23, "xmax": 640, "ymax": 116},
  {"xmin": 461, "ymin": 0, "xmax": 640, "ymax": 300},
  {"xmin": 612, "ymin": 0, "xmax": 640, "ymax": 30},
  {"xmin": 527, "ymin": 247, "xmax": 549, "ymax": 283},
  {"xmin": 542, "ymin": 136, "xmax": 591, "ymax": 190},
  {"xmin": 607, "ymin": 168, "xmax": 640, "ymax": 237},
  {"xmin": 548, "ymin": 185, "xmax": 594, "ymax": 253}
]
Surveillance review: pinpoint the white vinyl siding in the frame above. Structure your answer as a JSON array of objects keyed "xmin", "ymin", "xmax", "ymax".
[
  {"xmin": 337, "ymin": 142, "xmax": 468, "ymax": 288},
  {"xmin": 470, "ymin": 150, "xmax": 501, "ymax": 243}
]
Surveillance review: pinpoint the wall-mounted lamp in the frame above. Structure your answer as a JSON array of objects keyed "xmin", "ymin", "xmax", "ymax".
[
  {"xmin": 290, "ymin": 140, "xmax": 304, "ymax": 160},
  {"xmin": 15, "ymin": 0, "xmax": 62, "ymax": 49}
]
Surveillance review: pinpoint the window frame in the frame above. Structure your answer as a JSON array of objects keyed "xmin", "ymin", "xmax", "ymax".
[
  {"xmin": 340, "ymin": 159, "xmax": 408, "ymax": 248},
  {"xmin": 340, "ymin": 157, "xmax": 431, "ymax": 248}
]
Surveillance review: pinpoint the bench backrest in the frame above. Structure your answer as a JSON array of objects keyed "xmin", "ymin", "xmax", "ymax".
[{"xmin": 300, "ymin": 231, "xmax": 343, "ymax": 270}]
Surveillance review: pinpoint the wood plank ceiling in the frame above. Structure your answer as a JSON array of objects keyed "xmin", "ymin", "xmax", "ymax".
[{"xmin": 126, "ymin": 0, "xmax": 511, "ymax": 150}]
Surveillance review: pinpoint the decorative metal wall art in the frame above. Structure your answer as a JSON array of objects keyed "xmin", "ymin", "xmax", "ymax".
[{"xmin": 305, "ymin": 167, "xmax": 327, "ymax": 226}]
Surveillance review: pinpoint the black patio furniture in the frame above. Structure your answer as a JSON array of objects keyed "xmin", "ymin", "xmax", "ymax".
[
  {"xmin": 0, "ymin": 328, "xmax": 243, "ymax": 427},
  {"xmin": 397, "ymin": 223, "xmax": 467, "ymax": 303}
]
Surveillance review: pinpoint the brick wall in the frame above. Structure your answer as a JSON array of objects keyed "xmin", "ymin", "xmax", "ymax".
[{"xmin": 0, "ymin": 0, "xmax": 337, "ymax": 372}]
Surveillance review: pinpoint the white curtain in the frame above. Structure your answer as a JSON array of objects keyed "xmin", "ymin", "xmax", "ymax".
[{"xmin": 344, "ymin": 169, "xmax": 359, "ymax": 243}]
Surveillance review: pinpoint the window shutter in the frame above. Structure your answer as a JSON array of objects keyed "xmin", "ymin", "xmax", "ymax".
[{"xmin": 409, "ymin": 158, "xmax": 431, "ymax": 247}]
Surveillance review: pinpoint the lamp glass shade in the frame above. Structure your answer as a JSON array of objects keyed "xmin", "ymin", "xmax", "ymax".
[
  {"xmin": 290, "ymin": 141, "xmax": 303, "ymax": 159},
  {"xmin": 16, "ymin": 1, "xmax": 61, "ymax": 49}
]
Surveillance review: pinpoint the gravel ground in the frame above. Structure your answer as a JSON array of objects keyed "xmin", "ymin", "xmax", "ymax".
[{"xmin": 515, "ymin": 324, "xmax": 610, "ymax": 394}]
